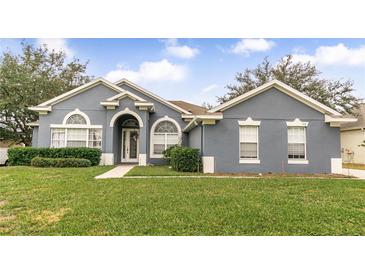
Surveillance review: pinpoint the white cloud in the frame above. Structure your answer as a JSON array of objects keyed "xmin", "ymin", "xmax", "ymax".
[
  {"xmin": 105, "ymin": 59, "xmax": 187, "ymax": 83},
  {"xmin": 164, "ymin": 38, "xmax": 199, "ymax": 59},
  {"xmin": 202, "ymin": 84, "xmax": 219, "ymax": 93},
  {"xmin": 36, "ymin": 38, "xmax": 74, "ymax": 57},
  {"xmin": 232, "ymin": 38, "xmax": 275, "ymax": 56},
  {"xmin": 292, "ymin": 43, "xmax": 365, "ymax": 66}
]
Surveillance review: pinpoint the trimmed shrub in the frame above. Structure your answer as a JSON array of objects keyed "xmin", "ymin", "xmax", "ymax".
[
  {"xmin": 31, "ymin": 157, "xmax": 91, "ymax": 168},
  {"xmin": 169, "ymin": 146, "xmax": 201, "ymax": 172},
  {"xmin": 8, "ymin": 147, "xmax": 101, "ymax": 166},
  {"xmin": 162, "ymin": 144, "xmax": 180, "ymax": 163}
]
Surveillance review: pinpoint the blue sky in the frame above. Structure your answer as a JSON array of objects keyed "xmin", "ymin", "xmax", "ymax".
[{"xmin": 1, "ymin": 38, "xmax": 364, "ymax": 105}]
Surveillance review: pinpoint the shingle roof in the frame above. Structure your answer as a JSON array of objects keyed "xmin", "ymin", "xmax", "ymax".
[
  {"xmin": 168, "ymin": 100, "xmax": 209, "ymax": 115},
  {"xmin": 341, "ymin": 103, "xmax": 365, "ymax": 130}
]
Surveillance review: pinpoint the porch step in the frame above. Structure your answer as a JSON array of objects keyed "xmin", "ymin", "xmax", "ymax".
[{"xmin": 95, "ymin": 165, "xmax": 136, "ymax": 179}]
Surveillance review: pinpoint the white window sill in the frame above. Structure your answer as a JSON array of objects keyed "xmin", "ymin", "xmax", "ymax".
[
  {"xmin": 240, "ymin": 159, "xmax": 260, "ymax": 164},
  {"xmin": 288, "ymin": 160, "xmax": 308, "ymax": 164},
  {"xmin": 150, "ymin": 154, "xmax": 164, "ymax": 159}
]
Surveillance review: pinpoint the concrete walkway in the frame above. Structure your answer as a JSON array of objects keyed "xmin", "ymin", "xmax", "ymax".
[
  {"xmin": 95, "ymin": 165, "xmax": 136, "ymax": 179},
  {"xmin": 342, "ymin": 168, "xmax": 365, "ymax": 179}
]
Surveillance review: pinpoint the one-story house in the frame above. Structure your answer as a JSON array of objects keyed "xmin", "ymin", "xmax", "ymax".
[{"xmin": 28, "ymin": 78, "xmax": 356, "ymax": 173}]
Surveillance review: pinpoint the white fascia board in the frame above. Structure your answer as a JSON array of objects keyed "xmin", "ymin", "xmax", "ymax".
[
  {"xmin": 26, "ymin": 122, "xmax": 39, "ymax": 127},
  {"xmin": 100, "ymin": 101, "xmax": 119, "ymax": 107},
  {"xmin": 106, "ymin": 90, "xmax": 145, "ymax": 102},
  {"xmin": 114, "ymin": 78, "xmax": 191, "ymax": 114},
  {"xmin": 183, "ymin": 117, "xmax": 200, "ymax": 132},
  {"xmin": 208, "ymin": 80, "xmax": 341, "ymax": 116},
  {"xmin": 325, "ymin": 115, "xmax": 357, "ymax": 123},
  {"xmin": 183, "ymin": 114, "xmax": 223, "ymax": 132},
  {"xmin": 28, "ymin": 106, "xmax": 52, "ymax": 112},
  {"xmin": 181, "ymin": 113, "xmax": 223, "ymax": 119},
  {"xmin": 134, "ymin": 102, "xmax": 154, "ymax": 107}
]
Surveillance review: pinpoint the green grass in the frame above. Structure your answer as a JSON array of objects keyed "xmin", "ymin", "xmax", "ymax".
[
  {"xmin": 0, "ymin": 166, "xmax": 364, "ymax": 235},
  {"xmin": 343, "ymin": 163, "xmax": 365, "ymax": 170},
  {"xmin": 126, "ymin": 165, "xmax": 205, "ymax": 176}
]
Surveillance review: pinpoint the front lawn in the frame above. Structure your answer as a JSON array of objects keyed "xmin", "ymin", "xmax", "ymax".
[
  {"xmin": 125, "ymin": 165, "xmax": 205, "ymax": 176},
  {"xmin": 0, "ymin": 166, "xmax": 364, "ymax": 235}
]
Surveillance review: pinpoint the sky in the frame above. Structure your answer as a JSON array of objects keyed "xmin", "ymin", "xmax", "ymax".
[{"xmin": 1, "ymin": 38, "xmax": 364, "ymax": 106}]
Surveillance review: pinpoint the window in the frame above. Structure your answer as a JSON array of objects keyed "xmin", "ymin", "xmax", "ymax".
[
  {"xmin": 67, "ymin": 128, "xmax": 87, "ymax": 147},
  {"xmin": 288, "ymin": 127, "xmax": 306, "ymax": 160},
  {"xmin": 151, "ymin": 120, "xmax": 180, "ymax": 157},
  {"xmin": 50, "ymin": 128, "xmax": 102, "ymax": 149},
  {"xmin": 51, "ymin": 128, "xmax": 65, "ymax": 148},
  {"xmin": 239, "ymin": 125, "xmax": 259, "ymax": 160},
  {"xmin": 88, "ymin": 129, "xmax": 102, "ymax": 148},
  {"xmin": 66, "ymin": 114, "xmax": 87, "ymax": 125}
]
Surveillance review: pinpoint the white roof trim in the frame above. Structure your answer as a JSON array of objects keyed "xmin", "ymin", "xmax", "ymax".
[
  {"xmin": 238, "ymin": 117, "xmax": 261, "ymax": 126},
  {"xmin": 183, "ymin": 114, "xmax": 223, "ymax": 132},
  {"xmin": 286, "ymin": 118, "xmax": 308, "ymax": 127},
  {"xmin": 26, "ymin": 121, "xmax": 39, "ymax": 127},
  {"xmin": 208, "ymin": 80, "xmax": 341, "ymax": 116},
  {"xmin": 36, "ymin": 78, "xmax": 129, "ymax": 108},
  {"xmin": 114, "ymin": 78, "xmax": 191, "ymax": 114},
  {"xmin": 28, "ymin": 106, "xmax": 52, "ymax": 112},
  {"xmin": 106, "ymin": 90, "xmax": 146, "ymax": 102},
  {"xmin": 325, "ymin": 115, "xmax": 357, "ymax": 123}
]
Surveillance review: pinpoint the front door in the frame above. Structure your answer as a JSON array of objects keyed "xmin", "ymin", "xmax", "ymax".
[{"xmin": 121, "ymin": 128, "xmax": 139, "ymax": 163}]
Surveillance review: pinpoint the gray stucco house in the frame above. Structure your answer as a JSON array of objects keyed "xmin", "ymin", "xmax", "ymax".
[{"xmin": 29, "ymin": 78, "xmax": 355, "ymax": 174}]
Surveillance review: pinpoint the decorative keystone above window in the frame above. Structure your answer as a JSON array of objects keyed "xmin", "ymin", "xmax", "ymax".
[
  {"xmin": 238, "ymin": 117, "xmax": 261, "ymax": 126},
  {"xmin": 286, "ymin": 118, "xmax": 308, "ymax": 127}
]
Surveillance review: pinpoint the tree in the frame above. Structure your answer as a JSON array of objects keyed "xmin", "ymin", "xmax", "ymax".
[
  {"xmin": 0, "ymin": 42, "xmax": 92, "ymax": 145},
  {"xmin": 201, "ymin": 102, "xmax": 214, "ymax": 110},
  {"xmin": 218, "ymin": 55, "xmax": 360, "ymax": 114}
]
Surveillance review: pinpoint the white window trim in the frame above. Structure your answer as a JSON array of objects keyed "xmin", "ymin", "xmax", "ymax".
[
  {"xmin": 287, "ymin": 119, "xmax": 308, "ymax": 164},
  {"xmin": 240, "ymin": 159, "xmax": 260, "ymax": 164},
  {"xmin": 286, "ymin": 118, "xmax": 308, "ymax": 127},
  {"xmin": 50, "ymin": 124, "xmax": 102, "ymax": 129},
  {"xmin": 288, "ymin": 159, "xmax": 309, "ymax": 164},
  {"xmin": 238, "ymin": 117, "xmax": 261, "ymax": 126},
  {"xmin": 150, "ymin": 116, "xmax": 182, "ymax": 158},
  {"xmin": 238, "ymin": 120, "xmax": 260, "ymax": 164},
  {"xmin": 62, "ymin": 108, "xmax": 91, "ymax": 125},
  {"xmin": 50, "ymin": 127, "xmax": 103, "ymax": 149}
]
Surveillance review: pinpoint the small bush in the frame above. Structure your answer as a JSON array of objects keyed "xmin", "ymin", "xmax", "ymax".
[
  {"xmin": 31, "ymin": 157, "xmax": 91, "ymax": 168},
  {"xmin": 162, "ymin": 144, "xmax": 180, "ymax": 163},
  {"xmin": 169, "ymin": 146, "xmax": 201, "ymax": 172},
  {"xmin": 8, "ymin": 147, "xmax": 101, "ymax": 166}
]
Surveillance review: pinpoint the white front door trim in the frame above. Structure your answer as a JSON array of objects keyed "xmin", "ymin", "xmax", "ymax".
[{"xmin": 121, "ymin": 128, "xmax": 140, "ymax": 163}]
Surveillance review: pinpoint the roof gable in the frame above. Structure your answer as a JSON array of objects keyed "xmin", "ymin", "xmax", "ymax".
[
  {"xmin": 36, "ymin": 78, "xmax": 125, "ymax": 107},
  {"xmin": 208, "ymin": 80, "xmax": 342, "ymax": 116},
  {"xmin": 114, "ymin": 78, "xmax": 191, "ymax": 114}
]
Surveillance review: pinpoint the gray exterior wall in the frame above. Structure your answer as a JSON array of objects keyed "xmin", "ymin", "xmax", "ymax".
[
  {"xmin": 188, "ymin": 125, "xmax": 202, "ymax": 152},
  {"xmin": 203, "ymin": 87, "xmax": 341, "ymax": 173},
  {"xmin": 33, "ymin": 82, "xmax": 188, "ymax": 165},
  {"xmin": 31, "ymin": 127, "xmax": 38, "ymax": 147}
]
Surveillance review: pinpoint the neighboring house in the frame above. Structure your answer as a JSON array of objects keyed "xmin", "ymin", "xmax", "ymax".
[
  {"xmin": 29, "ymin": 78, "xmax": 356, "ymax": 174},
  {"xmin": 341, "ymin": 103, "xmax": 365, "ymax": 164}
]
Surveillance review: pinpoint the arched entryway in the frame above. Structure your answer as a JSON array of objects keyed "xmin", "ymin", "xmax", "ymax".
[{"xmin": 113, "ymin": 114, "xmax": 140, "ymax": 164}]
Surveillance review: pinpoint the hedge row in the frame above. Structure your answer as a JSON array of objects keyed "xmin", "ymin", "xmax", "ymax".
[
  {"xmin": 165, "ymin": 146, "xmax": 201, "ymax": 172},
  {"xmin": 8, "ymin": 147, "xmax": 101, "ymax": 166},
  {"xmin": 31, "ymin": 157, "xmax": 91, "ymax": 168}
]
